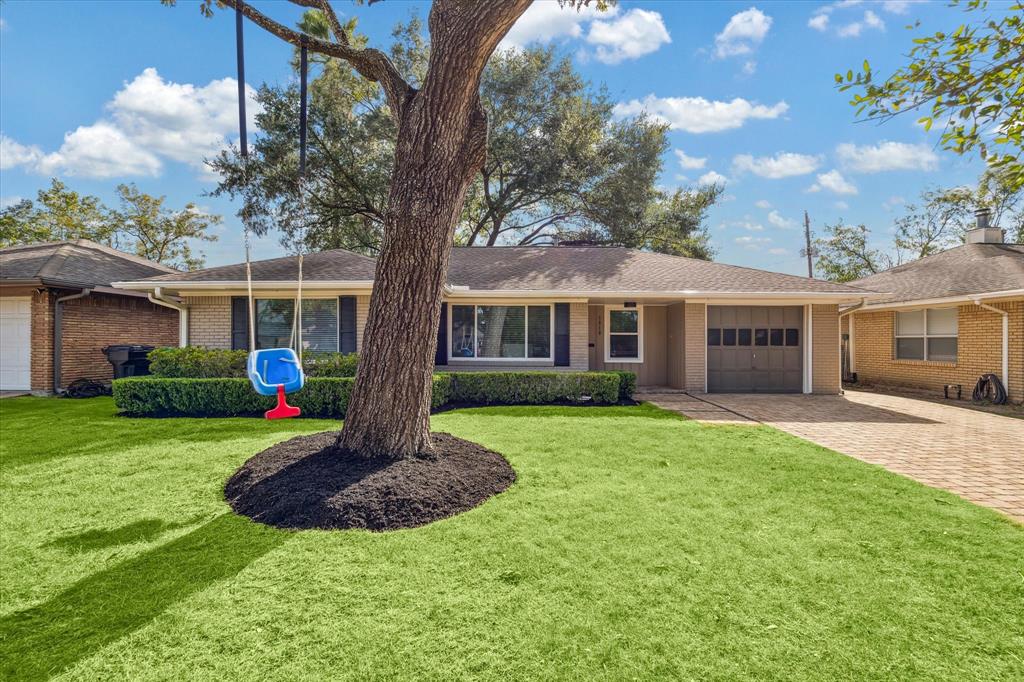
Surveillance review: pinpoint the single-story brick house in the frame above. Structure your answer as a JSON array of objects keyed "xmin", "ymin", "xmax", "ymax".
[
  {"xmin": 115, "ymin": 246, "xmax": 879, "ymax": 394},
  {"xmin": 843, "ymin": 219, "xmax": 1023, "ymax": 404},
  {"xmin": 0, "ymin": 240, "xmax": 181, "ymax": 393}
]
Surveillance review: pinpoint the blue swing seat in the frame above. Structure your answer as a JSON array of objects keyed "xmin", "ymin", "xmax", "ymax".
[{"xmin": 247, "ymin": 348, "xmax": 305, "ymax": 396}]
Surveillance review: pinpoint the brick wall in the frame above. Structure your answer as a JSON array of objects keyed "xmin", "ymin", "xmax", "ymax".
[
  {"xmin": 186, "ymin": 296, "xmax": 232, "ymax": 348},
  {"xmin": 683, "ymin": 302, "xmax": 706, "ymax": 392},
  {"xmin": 851, "ymin": 300, "xmax": 1023, "ymax": 403},
  {"xmin": 57, "ymin": 291, "xmax": 179, "ymax": 388},
  {"xmin": 812, "ymin": 304, "xmax": 841, "ymax": 394}
]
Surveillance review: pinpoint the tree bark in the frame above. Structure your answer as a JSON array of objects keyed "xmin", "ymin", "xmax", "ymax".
[{"xmin": 336, "ymin": 0, "xmax": 533, "ymax": 458}]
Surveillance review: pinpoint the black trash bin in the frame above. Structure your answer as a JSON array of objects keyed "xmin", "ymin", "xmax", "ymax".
[{"xmin": 103, "ymin": 344, "xmax": 155, "ymax": 378}]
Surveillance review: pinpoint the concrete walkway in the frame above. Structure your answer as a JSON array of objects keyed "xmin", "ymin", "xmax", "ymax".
[{"xmin": 638, "ymin": 389, "xmax": 1024, "ymax": 523}]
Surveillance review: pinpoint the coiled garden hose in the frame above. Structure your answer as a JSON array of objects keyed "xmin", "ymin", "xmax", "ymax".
[{"xmin": 972, "ymin": 373, "xmax": 1008, "ymax": 405}]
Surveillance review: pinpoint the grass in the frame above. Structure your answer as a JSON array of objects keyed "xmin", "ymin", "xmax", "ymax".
[{"xmin": 1, "ymin": 397, "xmax": 1021, "ymax": 681}]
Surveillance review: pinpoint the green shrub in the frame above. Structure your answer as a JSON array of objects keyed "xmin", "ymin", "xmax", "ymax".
[
  {"xmin": 608, "ymin": 370, "xmax": 637, "ymax": 400},
  {"xmin": 147, "ymin": 346, "xmax": 359, "ymax": 379},
  {"xmin": 113, "ymin": 371, "xmax": 622, "ymax": 417},
  {"xmin": 148, "ymin": 347, "xmax": 248, "ymax": 378},
  {"xmin": 446, "ymin": 372, "xmax": 620, "ymax": 405}
]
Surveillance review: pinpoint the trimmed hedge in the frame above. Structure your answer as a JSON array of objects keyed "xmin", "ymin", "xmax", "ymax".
[
  {"xmin": 113, "ymin": 371, "xmax": 629, "ymax": 418},
  {"xmin": 608, "ymin": 370, "xmax": 637, "ymax": 401},
  {"xmin": 147, "ymin": 347, "xmax": 359, "ymax": 379}
]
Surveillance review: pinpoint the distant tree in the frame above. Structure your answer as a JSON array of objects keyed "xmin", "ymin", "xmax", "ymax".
[
  {"xmin": 108, "ymin": 184, "xmax": 220, "ymax": 270},
  {"xmin": 0, "ymin": 180, "xmax": 111, "ymax": 248},
  {"xmin": 814, "ymin": 220, "xmax": 893, "ymax": 282},
  {"xmin": 839, "ymin": 0, "xmax": 1024, "ymax": 189},
  {"xmin": 0, "ymin": 179, "xmax": 219, "ymax": 269},
  {"xmin": 211, "ymin": 15, "xmax": 717, "ymax": 259}
]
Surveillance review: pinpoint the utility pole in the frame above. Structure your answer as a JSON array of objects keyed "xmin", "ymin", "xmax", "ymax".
[{"xmin": 802, "ymin": 210, "xmax": 815, "ymax": 278}]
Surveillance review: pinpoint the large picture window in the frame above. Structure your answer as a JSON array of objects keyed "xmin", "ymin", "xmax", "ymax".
[
  {"xmin": 256, "ymin": 299, "xmax": 339, "ymax": 353},
  {"xmin": 449, "ymin": 304, "xmax": 552, "ymax": 360},
  {"xmin": 606, "ymin": 306, "xmax": 643, "ymax": 363},
  {"xmin": 894, "ymin": 308, "xmax": 957, "ymax": 362}
]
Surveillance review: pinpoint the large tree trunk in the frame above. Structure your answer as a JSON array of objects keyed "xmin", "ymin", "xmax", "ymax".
[{"xmin": 338, "ymin": 0, "xmax": 532, "ymax": 459}]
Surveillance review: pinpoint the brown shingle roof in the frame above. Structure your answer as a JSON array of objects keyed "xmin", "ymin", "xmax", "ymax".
[
  {"xmin": 130, "ymin": 245, "xmax": 874, "ymax": 296},
  {"xmin": 848, "ymin": 243, "xmax": 1024, "ymax": 304},
  {"xmin": 0, "ymin": 239, "xmax": 177, "ymax": 288}
]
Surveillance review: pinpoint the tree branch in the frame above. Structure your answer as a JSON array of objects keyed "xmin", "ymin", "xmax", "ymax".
[{"xmin": 221, "ymin": 0, "xmax": 414, "ymax": 119}]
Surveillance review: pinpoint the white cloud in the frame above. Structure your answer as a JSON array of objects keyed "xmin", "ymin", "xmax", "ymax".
[
  {"xmin": 698, "ymin": 170, "xmax": 728, "ymax": 186},
  {"xmin": 836, "ymin": 140, "xmax": 939, "ymax": 172},
  {"xmin": 674, "ymin": 149, "xmax": 707, "ymax": 170},
  {"xmin": 1, "ymin": 195, "xmax": 23, "ymax": 209},
  {"xmin": 881, "ymin": 1, "xmax": 924, "ymax": 15},
  {"xmin": 837, "ymin": 10, "xmax": 885, "ymax": 38},
  {"xmin": 586, "ymin": 9, "xmax": 670, "ymax": 64},
  {"xmin": 809, "ymin": 169, "xmax": 858, "ymax": 195},
  {"xmin": 735, "ymin": 235, "xmax": 772, "ymax": 250},
  {"xmin": 613, "ymin": 95, "xmax": 788, "ymax": 133},
  {"xmin": 730, "ymin": 219, "xmax": 764, "ymax": 231},
  {"xmin": 768, "ymin": 247, "xmax": 788, "ymax": 256},
  {"xmin": 500, "ymin": 2, "xmax": 613, "ymax": 50},
  {"xmin": 768, "ymin": 210, "xmax": 796, "ymax": 228},
  {"xmin": 0, "ymin": 134, "xmax": 43, "ymax": 170},
  {"xmin": 741, "ymin": 60, "xmax": 758, "ymax": 76},
  {"xmin": 0, "ymin": 68, "xmax": 258, "ymax": 180},
  {"xmin": 864, "ymin": 10, "xmax": 885, "ymax": 29},
  {"xmin": 835, "ymin": 200, "xmax": 850, "ymax": 210},
  {"xmin": 733, "ymin": 152, "xmax": 821, "ymax": 179},
  {"xmin": 883, "ymin": 195, "xmax": 906, "ymax": 211},
  {"xmin": 755, "ymin": 199, "xmax": 772, "ymax": 209},
  {"xmin": 808, "ymin": 14, "xmax": 830, "ymax": 31},
  {"xmin": 714, "ymin": 7, "xmax": 772, "ymax": 58}
]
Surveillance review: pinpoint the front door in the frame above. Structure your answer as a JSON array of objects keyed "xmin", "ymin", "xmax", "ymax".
[{"xmin": 707, "ymin": 305, "xmax": 802, "ymax": 393}]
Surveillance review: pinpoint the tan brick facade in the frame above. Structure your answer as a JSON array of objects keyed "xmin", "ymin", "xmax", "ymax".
[
  {"xmin": 850, "ymin": 299, "xmax": 1023, "ymax": 404},
  {"xmin": 812, "ymin": 304, "xmax": 841, "ymax": 394},
  {"xmin": 185, "ymin": 296, "xmax": 233, "ymax": 348}
]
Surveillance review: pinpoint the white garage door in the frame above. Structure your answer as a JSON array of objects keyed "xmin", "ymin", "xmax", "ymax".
[{"xmin": 0, "ymin": 298, "xmax": 32, "ymax": 391}]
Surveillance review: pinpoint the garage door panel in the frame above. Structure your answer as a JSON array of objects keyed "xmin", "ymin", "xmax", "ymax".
[
  {"xmin": 0, "ymin": 298, "xmax": 32, "ymax": 391},
  {"xmin": 707, "ymin": 305, "xmax": 802, "ymax": 393}
]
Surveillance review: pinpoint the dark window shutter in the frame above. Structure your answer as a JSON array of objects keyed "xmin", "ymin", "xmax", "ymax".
[
  {"xmin": 554, "ymin": 303, "xmax": 570, "ymax": 366},
  {"xmin": 231, "ymin": 297, "xmax": 250, "ymax": 351},
  {"xmin": 339, "ymin": 296, "xmax": 357, "ymax": 353},
  {"xmin": 435, "ymin": 302, "xmax": 448, "ymax": 366}
]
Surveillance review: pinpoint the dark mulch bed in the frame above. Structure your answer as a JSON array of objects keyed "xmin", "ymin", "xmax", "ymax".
[{"xmin": 224, "ymin": 432, "xmax": 516, "ymax": 531}]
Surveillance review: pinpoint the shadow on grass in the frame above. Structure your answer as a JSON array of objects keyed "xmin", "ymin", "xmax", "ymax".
[
  {"xmin": 439, "ymin": 403, "xmax": 685, "ymax": 420},
  {"xmin": 0, "ymin": 514, "xmax": 286, "ymax": 681},
  {"xmin": 46, "ymin": 517, "xmax": 206, "ymax": 552}
]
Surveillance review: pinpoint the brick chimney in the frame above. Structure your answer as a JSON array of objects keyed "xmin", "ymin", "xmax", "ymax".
[{"xmin": 966, "ymin": 207, "xmax": 1004, "ymax": 244}]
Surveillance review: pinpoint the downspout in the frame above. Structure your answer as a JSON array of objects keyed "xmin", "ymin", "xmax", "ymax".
[
  {"xmin": 53, "ymin": 288, "xmax": 92, "ymax": 393},
  {"xmin": 839, "ymin": 299, "xmax": 867, "ymax": 378},
  {"xmin": 974, "ymin": 300, "xmax": 1009, "ymax": 395},
  {"xmin": 148, "ymin": 287, "xmax": 189, "ymax": 347}
]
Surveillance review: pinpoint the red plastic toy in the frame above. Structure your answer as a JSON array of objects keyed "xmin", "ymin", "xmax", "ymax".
[{"xmin": 265, "ymin": 384, "xmax": 301, "ymax": 420}]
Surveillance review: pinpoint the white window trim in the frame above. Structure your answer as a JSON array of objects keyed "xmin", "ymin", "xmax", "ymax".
[
  {"xmin": 605, "ymin": 305, "xmax": 644, "ymax": 364},
  {"xmin": 447, "ymin": 302, "xmax": 555, "ymax": 362},
  {"xmin": 255, "ymin": 297, "xmax": 340, "ymax": 352},
  {"xmin": 893, "ymin": 308, "xmax": 958, "ymax": 362}
]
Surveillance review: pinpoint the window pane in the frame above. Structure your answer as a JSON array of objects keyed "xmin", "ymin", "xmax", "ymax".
[
  {"xmin": 738, "ymin": 328, "xmax": 752, "ymax": 346},
  {"xmin": 927, "ymin": 337, "xmax": 957, "ymax": 362},
  {"xmin": 609, "ymin": 334, "xmax": 639, "ymax": 358},
  {"xmin": 707, "ymin": 328, "xmax": 721, "ymax": 346},
  {"xmin": 896, "ymin": 337, "xmax": 924, "ymax": 360},
  {"xmin": 527, "ymin": 306, "xmax": 551, "ymax": 358},
  {"xmin": 754, "ymin": 328, "xmax": 768, "ymax": 346},
  {"xmin": 477, "ymin": 306, "xmax": 525, "ymax": 358},
  {"xmin": 256, "ymin": 299, "xmax": 294, "ymax": 349},
  {"xmin": 927, "ymin": 308, "xmax": 958, "ymax": 336},
  {"xmin": 451, "ymin": 305, "xmax": 475, "ymax": 358},
  {"xmin": 301, "ymin": 299, "xmax": 338, "ymax": 353},
  {"xmin": 785, "ymin": 328, "xmax": 799, "ymax": 346},
  {"xmin": 770, "ymin": 328, "xmax": 783, "ymax": 346},
  {"xmin": 610, "ymin": 309, "xmax": 638, "ymax": 333},
  {"xmin": 896, "ymin": 310, "xmax": 924, "ymax": 336},
  {"xmin": 722, "ymin": 328, "xmax": 737, "ymax": 346}
]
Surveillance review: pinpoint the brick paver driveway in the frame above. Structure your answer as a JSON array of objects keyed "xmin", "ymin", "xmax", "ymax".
[{"xmin": 639, "ymin": 389, "xmax": 1024, "ymax": 523}]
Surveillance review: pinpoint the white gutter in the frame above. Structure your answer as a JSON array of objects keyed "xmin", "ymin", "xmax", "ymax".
[
  {"xmin": 974, "ymin": 299, "xmax": 1009, "ymax": 394},
  {"xmin": 861, "ymin": 288, "xmax": 1024, "ymax": 311},
  {"xmin": 839, "ymin": 298, "xmax": 868, "ymax": 317},
  {"xmin": 148, "ymin": 287, "xmax": 188, "ymax": 347},
  {"xmin": 113, "ymin": 279, "xmax": 375, "ymax": 291}
]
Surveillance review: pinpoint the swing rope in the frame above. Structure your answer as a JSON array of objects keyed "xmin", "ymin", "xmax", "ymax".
[
  {"xmin": 236, "ymin": 1, "xmax": 257, "ymax": 352},
  {"xmin": 289, "ymin": 41, "xmax": 309, "ymax": 363}
]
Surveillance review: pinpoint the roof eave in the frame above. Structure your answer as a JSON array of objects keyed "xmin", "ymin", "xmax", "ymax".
[{"xmin": 856, "ymin": 288, "xmax": 1024, "ymax": 310}]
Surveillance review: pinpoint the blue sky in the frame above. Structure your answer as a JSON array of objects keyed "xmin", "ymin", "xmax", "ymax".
[{"xmin": 0, "ymin": 0, "xmax": 996, "ymax": 274}]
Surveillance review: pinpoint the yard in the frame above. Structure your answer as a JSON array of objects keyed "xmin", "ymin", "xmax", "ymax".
[{"xmin": 1, "ymin": 398, "xmax": 1021, "ymax": 681}]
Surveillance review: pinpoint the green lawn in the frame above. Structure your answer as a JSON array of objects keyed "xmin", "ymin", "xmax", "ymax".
[{"xmin": 1, "ymin": 397, "xmax": 1021, "ymax": 681}]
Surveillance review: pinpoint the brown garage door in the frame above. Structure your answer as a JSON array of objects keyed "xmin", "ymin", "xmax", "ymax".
[{"xmin": 707, "ymin": 306, "xmax": 802, "ymax": 393}]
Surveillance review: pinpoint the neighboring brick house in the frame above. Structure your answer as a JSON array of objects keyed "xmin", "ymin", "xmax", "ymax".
[
  {"xmin": 844, "ymin": 215, "xmax": 1024, "ymax": 404},
  {"xmin": 0, "ymin": 240, "xmax": 181, "ymax": 393},
  {"xmin": 114, "ymin": 246, "xmax": 880, "ymax": 394}
]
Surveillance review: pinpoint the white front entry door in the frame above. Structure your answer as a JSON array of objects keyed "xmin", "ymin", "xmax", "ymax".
[{"xmin": 0, "ymin": 298, "xmax": 32, "ymax": 391}]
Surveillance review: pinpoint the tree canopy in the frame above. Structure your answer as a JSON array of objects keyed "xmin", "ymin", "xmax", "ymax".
[
  {"xmin": 0, "ymin": 179, "xmax": 220, "ymax": 270},
  {"xmin": 210, "ymin": 13, "xmax": 719, "ymax": 259},
  {"xmin": 839, "ymin": 0, "xmax": 1024, "ymax": 189}
]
